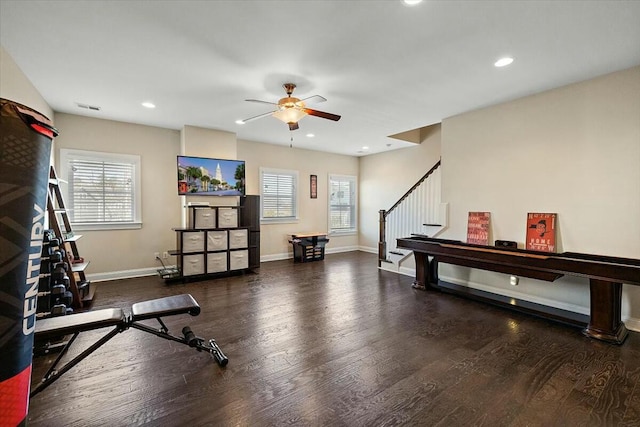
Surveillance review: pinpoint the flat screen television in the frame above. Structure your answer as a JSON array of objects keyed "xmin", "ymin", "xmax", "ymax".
[{"xmin": 177, "ymin": 155, "xmax": 245, "ymax": 196}]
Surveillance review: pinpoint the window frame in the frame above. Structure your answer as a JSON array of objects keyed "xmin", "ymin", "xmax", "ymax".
[
  {"xmin": 59, "ymin": 148, "xmax": 142, "ymax": 231},
  {"xmin": 328, "ymin": 174, "xmax": 357, "ymax": 236},
  {"xmin": 259, "ymin": 167, "xmax": 299, "ymax": 224}
]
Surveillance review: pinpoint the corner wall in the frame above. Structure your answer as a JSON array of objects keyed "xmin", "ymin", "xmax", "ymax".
[
  {"xmin": 52, "ymin": 113, "xmax": 181, "ymax": 277},
  {"xmin": 440, "ymin": 66, "xmax": 640, "ymax": 326},
  {"xmin": 359, "ymin": 125, "xmax": 442, "ymax": 251},
  {"xmin": 238, "ymin": 139, "xmax": 359, "ymax": 259},
  {"xmin": 0, "ymin": 46, "xmax": 52, "ymax": 119}
]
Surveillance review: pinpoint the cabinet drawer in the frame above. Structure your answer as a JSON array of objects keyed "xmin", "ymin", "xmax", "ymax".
[
  {"xmin": 180, "ymin": 231, "xmax": 205, "ymax": 252},
  {"xmin": 207, "ymin": 230, "xmax": 228, "ymax": 251},
  {"xmin": 229, "ymin": 249, "xmax": 248, "ymax": 270},
  {"xmin": 218, "ymin": 207, "xmax": 238, "ymax": 228},
  {"xmin": 207, "ymin": 252, "xmax": 228, "ymax": 273},
  {"xmin": 192, "ymin": 207, "xmax": 216, "ymax": 229},
  {"xmin": 182, "ymin": 254, "xmax": 205, "ymax": 276},
  {"xmin": 228, "ymin": 229, "xmax": 248, "ymax": 249}
]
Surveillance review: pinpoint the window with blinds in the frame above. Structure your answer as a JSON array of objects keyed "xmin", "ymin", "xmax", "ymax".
[
  {"xmin": 260, "ymin": 168, "xmax": 298, "ymax": 221},
  {"xmin": 329, "ymin": 174, "xmax": 357, "ymax": 234},
  {"xmin": 60, "ymin": 149, "xmax": 141, "ymax": 230}
]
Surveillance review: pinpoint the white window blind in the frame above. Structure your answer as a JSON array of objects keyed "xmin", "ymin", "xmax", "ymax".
[
  {"xmin": 60, "ymin": 149, "xmax": 141, "ymax": 230},
  {"xmin": 329, "ymin": 174, "xmax": 357, "ymax": 234},
  {"xmin": 260, "ymin": 168, "xmax": 298, "ymax": 221}
]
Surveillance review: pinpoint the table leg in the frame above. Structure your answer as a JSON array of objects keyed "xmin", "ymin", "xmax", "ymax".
[
  {"xmin": 411, "ymin": 252, "xmax": 438, "ymax": 290},
  {"xmin": 583, "ymin": 279, "xmax": 628, "ymax": 345},
  {"xmin": 411, "ymin": 251, "xmax": 428, "ymax": 290}
]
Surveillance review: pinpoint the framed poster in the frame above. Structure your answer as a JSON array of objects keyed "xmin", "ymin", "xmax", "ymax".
[
  {"xmin": 310, "ymin": 174, "xmax": 317, "ymax": 199},
  {"xmin": 526, "ymin": 212, "xmax": 557, "ymax": 252},
  {"xmin": 467, "ymin": 212, "xmax": 491, "ymax": 245}
]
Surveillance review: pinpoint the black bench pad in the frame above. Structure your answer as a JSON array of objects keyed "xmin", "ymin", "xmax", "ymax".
[
  {"xmin": 131, "ymin": 294, "xmax": 200, "ymax": 321},
  {"xmin": 35, "ymin": 308, "xmax": 125, "ymax": 340}
]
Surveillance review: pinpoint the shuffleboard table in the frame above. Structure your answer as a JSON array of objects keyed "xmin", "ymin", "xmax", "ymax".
[{"xmin": 396, "ymin": 236, "xmax": 640, "ymax": 344}]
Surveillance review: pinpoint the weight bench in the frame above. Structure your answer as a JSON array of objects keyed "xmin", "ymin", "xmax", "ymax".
[{"xmin": 31, "ymin": 294, "xmax": 227, "ymax": 398}]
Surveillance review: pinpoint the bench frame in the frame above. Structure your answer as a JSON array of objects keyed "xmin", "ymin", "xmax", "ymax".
[{"xmin": 31, "ymin": 294, "xmax": 227, "ymax": 398}]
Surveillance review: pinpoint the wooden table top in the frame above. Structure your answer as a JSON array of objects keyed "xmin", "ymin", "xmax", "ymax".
[{"xmin": 291, "ymin": 232, "xmax": 327, "ymax": 238}]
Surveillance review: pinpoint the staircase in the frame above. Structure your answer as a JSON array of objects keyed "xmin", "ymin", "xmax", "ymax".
[{"xmin": 378, "ymin": 160, "xmax": 445, "ymax": 272}]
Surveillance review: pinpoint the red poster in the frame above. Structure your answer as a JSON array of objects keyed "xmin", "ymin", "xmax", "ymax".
[
  {"xmin": 526, "ymin": 212, "xmax": 557, "ymax": 252},
  {"xmin": 467, "ymin": 212, "xmax": 491, "ymax": 245}
]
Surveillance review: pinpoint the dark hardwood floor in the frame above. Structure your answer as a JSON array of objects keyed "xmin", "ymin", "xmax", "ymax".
[{"xmin": 28, "ymin": 251, "xmax": 640, "ymax": 426}]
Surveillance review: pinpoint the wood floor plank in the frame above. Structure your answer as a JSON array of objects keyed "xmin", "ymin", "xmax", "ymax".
[{"xmin": 26, "ymin": 251, "xmax": 640, "ymax": 426}]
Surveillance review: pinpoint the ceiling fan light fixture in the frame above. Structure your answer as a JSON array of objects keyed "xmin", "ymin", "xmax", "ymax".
[
  {"xmin": 241, "ymin": 83, "xmax": 338, "ymax": 130},
  {"xmin": 273, "ymin": 107, "xmax": 307, "ymax": 124}
]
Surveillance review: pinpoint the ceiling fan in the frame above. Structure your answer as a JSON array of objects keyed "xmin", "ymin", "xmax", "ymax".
[{"xmin": 240, "ymin": 83, "xmax": 341, "ymax": 131}]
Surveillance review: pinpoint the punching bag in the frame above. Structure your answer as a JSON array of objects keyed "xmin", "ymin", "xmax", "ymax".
[{"xmin": 0, "ymin": 98, "xmax": 58, "ymax": 426}]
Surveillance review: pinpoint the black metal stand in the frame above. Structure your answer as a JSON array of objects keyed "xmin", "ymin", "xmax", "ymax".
[{"xmin": 31, "ymin": 296, "xmax": 228, "ymax": 398}]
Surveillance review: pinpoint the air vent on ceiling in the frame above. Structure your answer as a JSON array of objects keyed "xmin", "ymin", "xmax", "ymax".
[{"xmin": 76, "ymin": 102, "xmax": 101, "ymax": 111}]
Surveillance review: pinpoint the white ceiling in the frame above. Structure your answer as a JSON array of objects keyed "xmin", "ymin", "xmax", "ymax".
[{"xmin": 2, "ymin": 1, "xmax": 640, "ymax": 156}]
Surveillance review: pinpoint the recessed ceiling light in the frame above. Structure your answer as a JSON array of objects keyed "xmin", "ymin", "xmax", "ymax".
[
  {"xmin": 403, "ymin": 0, "xmax": 422, "ymax": 5},
  {"xmin": 494, "ymin": 57, "xmax": 514, "ymax": 67},
  {"xmin": 235, "ymin": 120, "xmax": 245, "ymax": 125},
  {"xmin": 141, "ymin": 101, "xmax": 156, "ymax": 109},
  {"xmin": 362, "ymin": 146, "xmax": 369, "ymax": 150},
  {"xmin": 306, "ymin": 133, "xmax": 315, "ymax": 138}
]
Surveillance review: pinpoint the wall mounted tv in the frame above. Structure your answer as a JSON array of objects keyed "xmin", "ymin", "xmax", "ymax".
[{"xmin": 177, "ymin": 155, "xmax": 245, "ymax": 196}]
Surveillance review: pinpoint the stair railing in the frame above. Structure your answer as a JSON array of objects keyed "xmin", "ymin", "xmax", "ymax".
[{"xmin": 378, "ymin": 160, "xmax": 441, "ymax": 266}]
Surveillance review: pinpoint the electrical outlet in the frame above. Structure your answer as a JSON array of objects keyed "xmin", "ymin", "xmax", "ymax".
[
  {"xmin": 162, "ymin": 251, "xmax": 169, "ymax": 259},
  {"xmin": 154, "ymin": 252, "xmax": 160, "ymax": 260}
]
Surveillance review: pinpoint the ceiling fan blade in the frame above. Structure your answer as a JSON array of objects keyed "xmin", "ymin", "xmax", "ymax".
[
  {"xmin": 245, "ymin": 99, "xmax": 278, "ymax": 106},
  {"xmin": 299, "ymin": 95, "xmax": 326, "ymax": 104},
  {"xmin": 304, "ymin": 108, "xmax": 341, "ymax": 121},
  {"xmin": 240, "ymin": 110, "xmax": 276, "ymax": 123},
  {"xmin": 289, "ymin": 122, "xmax": 299, "ymax": 131}
]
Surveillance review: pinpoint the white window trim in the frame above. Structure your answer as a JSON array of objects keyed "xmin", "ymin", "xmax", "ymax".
[
  {"xmin": 59, "ymin": 148, "xmax": 142, "ymax": 231},
  {"xmin": 328, "ymin": 174, "xmax": 357, "ymax": 236},
  {"xmin": 260, "ymin": 167, "xmax": 299, "ymax": 224}
]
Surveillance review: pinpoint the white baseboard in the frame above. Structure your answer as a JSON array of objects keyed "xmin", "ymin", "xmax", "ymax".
[
  {"xmin": 87, "ymin": 267, "xmax": 160, "ymax": 282},
  {"xmin": 358, "ymin": 245, "xmax": 377, "ymax": 254},
  {"xmin": 625, "ymin": 317, "xmax": 640, "ymax": 333},
  {"xmin": 378, "ymin": 261, "xmax": 396, "ymax": 272},
  {"xmin": 92, "ymin": 246, "xmax": 364, "ymax": 280},
  {"xmin": 327, "ymin": 245, "xmax": 360, "ymax": 254},
  {"xmin": 377, "ymin": 261, "xmax": 414, "ymax": 277},
  {"xmin": 260, "ymin": 252, "xmax": 290, "ymax": 262}
]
